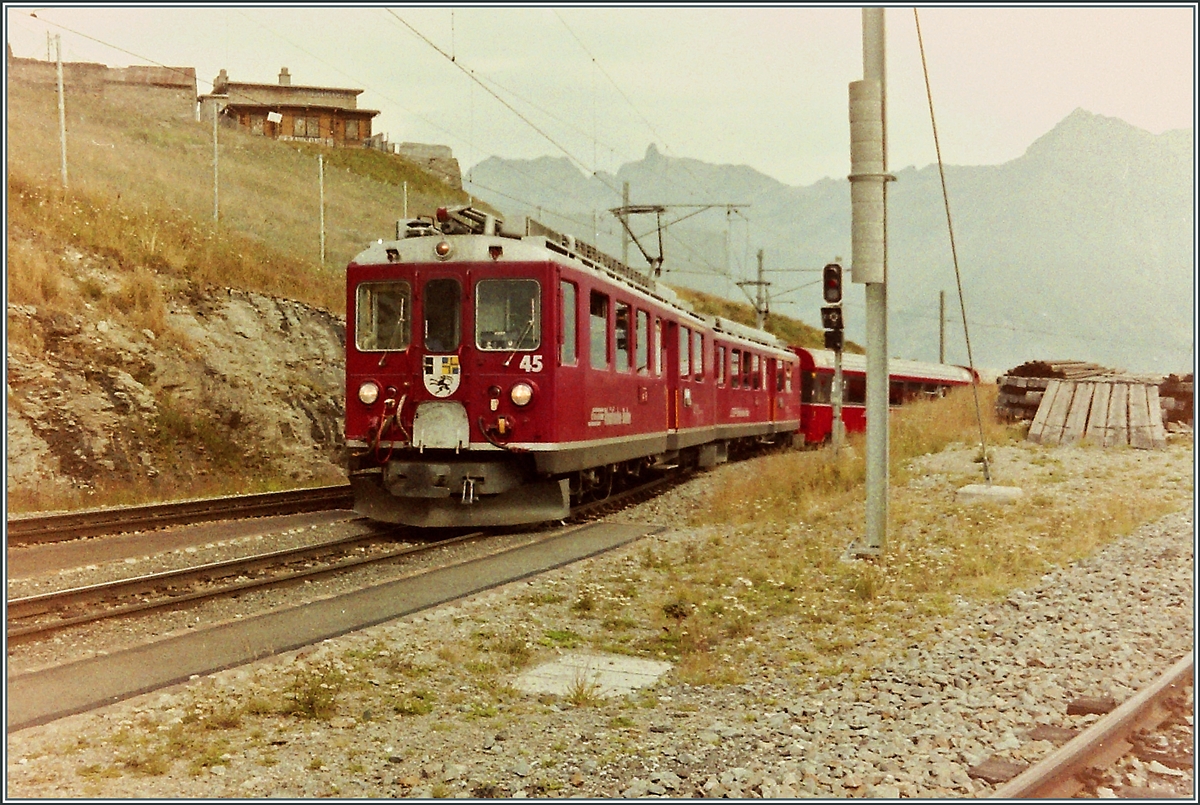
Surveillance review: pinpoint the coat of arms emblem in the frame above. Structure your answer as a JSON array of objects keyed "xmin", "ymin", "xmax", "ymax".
[{"xmin": 423, "ymin": 355, "xmax": 461, "ymax": 397}]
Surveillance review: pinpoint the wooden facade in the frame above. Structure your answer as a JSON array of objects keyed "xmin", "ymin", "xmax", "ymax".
[{"xmin": 199, "ymin": 68, "xmax": 378, "ymax": 147}]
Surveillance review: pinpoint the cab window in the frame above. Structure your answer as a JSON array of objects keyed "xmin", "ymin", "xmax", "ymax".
[
  {"xmin": 424, "ymin": 278, "xmax": 461, "ymax": 352},
  {"xmin": 475, "ymin": 279, "xmax": 540, "ymax": 351},
  {"xmin": 355, "ymin": 281, "xmax": 411, "ymax": 351}
]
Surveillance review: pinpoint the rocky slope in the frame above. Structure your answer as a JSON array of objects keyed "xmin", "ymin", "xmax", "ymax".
[{"xmin": 6, "ymin": 231, "xmax": 347, "ymax": 510}]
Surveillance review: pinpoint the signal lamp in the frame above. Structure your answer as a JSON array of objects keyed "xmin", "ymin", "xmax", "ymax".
[{"xmin": 822, "ymin": 263, "xmax": 843, "ymax": 304}]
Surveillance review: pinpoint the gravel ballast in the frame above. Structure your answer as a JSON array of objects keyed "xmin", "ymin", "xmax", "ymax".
[{"xmin": 5, "ymin": 439, "xmax": 1194, "ymax": 798}]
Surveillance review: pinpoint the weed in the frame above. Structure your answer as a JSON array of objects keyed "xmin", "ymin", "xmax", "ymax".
[
  {"xmin": 540, "ymin": 629, "xmax": 582, "ymax": 649},
  {"xmin": 281, "ymin": 661, "xmax": 345, "ymax": 720},
  {"xmin": 563, "ymin": 673, "xmax": 604, "ymax": 707},
  {"xmin": 390, "ymin": 689, "xmax": 436, "ymax": 716}
]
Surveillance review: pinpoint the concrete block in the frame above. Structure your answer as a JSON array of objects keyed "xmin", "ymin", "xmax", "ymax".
[{"xmin": 956, "ymin": 484, "xmax": 1024, "ymax": 504}]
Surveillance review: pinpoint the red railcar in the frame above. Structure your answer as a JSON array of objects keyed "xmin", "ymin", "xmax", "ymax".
[
  {"xmin": 345, "ymin": 207, "xmax": 799, "ymax": 527},
  {"xmin": 794, "ymin": 347, "xmax": 975, "ymax": 445}
]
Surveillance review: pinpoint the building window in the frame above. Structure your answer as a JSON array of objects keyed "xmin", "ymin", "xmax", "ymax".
[
  {"xmin": 345, "ymin": 119, "xmax": 359, "ymax": 140},
  {"xmin": 294, "ymin": 116, "xmax": 320, "ymax": 138},
  {"xmin": 251, "ymin": 116, "xmax": 265, "ymax": 135}
]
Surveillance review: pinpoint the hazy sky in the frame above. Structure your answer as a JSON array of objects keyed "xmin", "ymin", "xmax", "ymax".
[{"xmin": 6, "ymin": 5, "xmax": 1196, "ymax": 187}]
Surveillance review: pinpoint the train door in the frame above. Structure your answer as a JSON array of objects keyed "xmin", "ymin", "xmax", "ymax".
[
  {"xmin": 556, "ymin": 274, "xmax": 582, "ymax": 440},
  {"xmin": 664, "ymin": 319, "xmax": 680, "ymax": 432}
]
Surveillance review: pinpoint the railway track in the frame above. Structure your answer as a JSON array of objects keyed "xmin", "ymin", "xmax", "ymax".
[
  {"xmin": 5, "ymin": 484, "xmax": 355, "ymax": 546},
  {"xmin": 6, "ymin": 474, "xmax": 680, "ymax": 647},
  {"xmin": 990, "ymin": 652, "xmax": 1194, "ymax": 798}
]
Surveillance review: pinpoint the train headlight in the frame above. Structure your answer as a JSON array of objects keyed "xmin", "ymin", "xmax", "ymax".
[
  {"xmin": 434, "ymin": 240, "xmax": 452, "ymax": 259},
  {"xmin": 510, "ymin": 382, "xmax": 534, "ymax": 407},
  {"xmin": 358, "ymin": 381, "xmax": 380, "ymax": 405}
]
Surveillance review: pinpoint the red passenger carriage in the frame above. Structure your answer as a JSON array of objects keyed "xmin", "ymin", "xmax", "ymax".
[{"xmin": 794, "ymin": 347, "xmax": 976, "ymax": 445}]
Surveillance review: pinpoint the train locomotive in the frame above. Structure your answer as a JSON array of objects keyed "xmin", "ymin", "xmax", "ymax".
[
  {"xmin": 345, "ymin": 206, "xmax": 802, "ymax": 527},
  {"xmin": 344, "ymin": 205, "xmax": 976, "ymax": 527}
]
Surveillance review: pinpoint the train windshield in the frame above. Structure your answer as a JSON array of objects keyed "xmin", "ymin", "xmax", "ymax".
[
  {"xmin": 355, "ymin": 281, "xmax": 411, "ymax": 351},
  {"xmin": 475, "ymin": 279, "xmax": 541, "ymax": 351},
  {"xmin": 424, "ymin": 278, "xmax": 462, "ymax": 352}
]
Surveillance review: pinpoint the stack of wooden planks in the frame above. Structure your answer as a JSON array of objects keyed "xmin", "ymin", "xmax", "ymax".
[{"xmin": 1027, "ymin": 379, "xmax": 1167, "ymax": 449}]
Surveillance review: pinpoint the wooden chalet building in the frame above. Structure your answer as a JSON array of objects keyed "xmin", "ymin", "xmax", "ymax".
[{"xmin": 199, "ymin": 67, "xmax": 378, "ymax": 147}]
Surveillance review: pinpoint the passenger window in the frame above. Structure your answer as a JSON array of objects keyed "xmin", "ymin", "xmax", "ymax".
[
  {"xmin": 615, "ymin": 302, "xmax": 631, "ymax": 372},
  {"xmin": 636, "ymin": 310, "xmax": 650, "ymax": 374},
  {"xmin": 559, "ymin": 281, "xmax": 577, "ymax": 365},
  {"xmin": 751, "ymin": 354, "xmax": 761, "ymax": 390},
  {"xmin": 475, "ymin": 279, "xmax": 540, "ymax": 351},
  {"xmin": 589, "ymin": 291, "xmax": 609, "ymax": 369},
  {"xmin": 423, "ymin": 278, "xmax": 461, "ymax": 352},
  {"xmin": 785, "ymin": 364, "xmax": 793, "ymax": 394},
  {"xmin": 815, "ymin": 375, "xmax": 832, "ymax": 404},
  {"xmin": 717, "ymin": 346, "xmax": 726, "ymax": 386},
  {"xmin": 679, "ymin": 326, "xmax": 690, "ymax": 378},
  {"xmin": 731, "ymin": 350, "xmax": 741, "ymax": 389},
  {"xmin": 355, "ymin": 280, "xmax": 411, "ymax": 352},
  {"xmin": 693, "ymin": 332, "xmax": 704, "ymax": 382}
]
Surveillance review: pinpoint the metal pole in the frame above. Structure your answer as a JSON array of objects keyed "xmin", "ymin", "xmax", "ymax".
[
  {"xmin": 403, "ymin": 180, "xmax": 408, "ymax": 219},
  {"xmin": 319, "ymin": 154, "xmax": 326, "ymax": 267},
  {"xmin": 939, "ymin": 290, "xmax": 946, "ymax": 363},
  {"xmin": 212, "ymin": 102, "xmax": 219, "ymax": 224},
  {"xmin": 55, "ymin": 36, "xmax": 67, "ymax": 190},
  {"xmin": 850, "ymin": 7, "xmax": 890, "ymax": 555},
  {"xmin": 755, "ymin": 249, "xmax": 765, "ymax": 329},
  {"xmin": 621, "ymin": 182, "xmax": 630, "ymax": 266},
  {"xmin": 833, "ymin": 348, "xmax": 844, "ymax": 455}
]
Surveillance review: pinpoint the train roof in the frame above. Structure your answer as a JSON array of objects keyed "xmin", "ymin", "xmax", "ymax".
[
  {"xmin": 352, "ymin": 206, "xmax": 790, "ymax": 354},
  {"xmin": 799, "ymin": 347, "xmax": 974, "ymax": 383}
]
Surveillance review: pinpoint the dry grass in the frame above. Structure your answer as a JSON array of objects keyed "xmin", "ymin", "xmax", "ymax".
[{"xmin": 587, "ymin": 387, "xmax": 1193, "ymax": 686}]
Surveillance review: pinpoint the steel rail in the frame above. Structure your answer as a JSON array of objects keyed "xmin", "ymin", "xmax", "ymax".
[
  {"xmin": 991, "ymin": 651, "xmax": 1194, "ymax": 799},
  {"xmin": 5, "ymin": 530, "xmax": 487, "ymax": 645},
  {"xmin": 7, "ymin": 473, "xmax": 681, "ymax": 645},
  {"xmin": 5, "ymin": 484, "xmax": 354, "ymax": 546}
]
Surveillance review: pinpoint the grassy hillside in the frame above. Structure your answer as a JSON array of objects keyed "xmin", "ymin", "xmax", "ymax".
[{"xmin": 6, "ymin": 80, "xmax": 476, "ymax": 317}]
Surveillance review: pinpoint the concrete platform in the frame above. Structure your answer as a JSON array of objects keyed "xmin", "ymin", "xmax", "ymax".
[
  {"xmin": 957, "ymin": 483, "xmax": 1024, "ymax": 504},
  {"xmin": 514, "ymin": 652, "xmax": 672, "ymax": 699}
]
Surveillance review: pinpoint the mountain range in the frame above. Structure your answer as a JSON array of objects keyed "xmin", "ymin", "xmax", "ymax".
[{"xmin": 464, "ymin": 109, "xmax": 1194, "ymax": 376}]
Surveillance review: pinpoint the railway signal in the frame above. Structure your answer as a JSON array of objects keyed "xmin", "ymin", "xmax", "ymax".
[
  {"xmin": 820, "ymin": 266, "xmax": 846, "ymax": 453},
  {"xmin": 822, "ymin": 263, "xmax": 843, "ymax": 304}
]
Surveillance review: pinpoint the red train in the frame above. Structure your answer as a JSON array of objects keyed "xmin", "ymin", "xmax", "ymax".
[{"xmin": 344, "ymin": 206, "xmax": 973, "ymax": 527}]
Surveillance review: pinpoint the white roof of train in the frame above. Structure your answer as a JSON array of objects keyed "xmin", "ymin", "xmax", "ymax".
[{"xmin": 801, "ymin": 348, "xmax": 973, "ymax": 384}]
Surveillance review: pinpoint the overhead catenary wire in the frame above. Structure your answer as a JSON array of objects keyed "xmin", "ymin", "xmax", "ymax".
[{"xmin": 914, "ymin": 8, "xmax": 991, "ymax": 485}]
